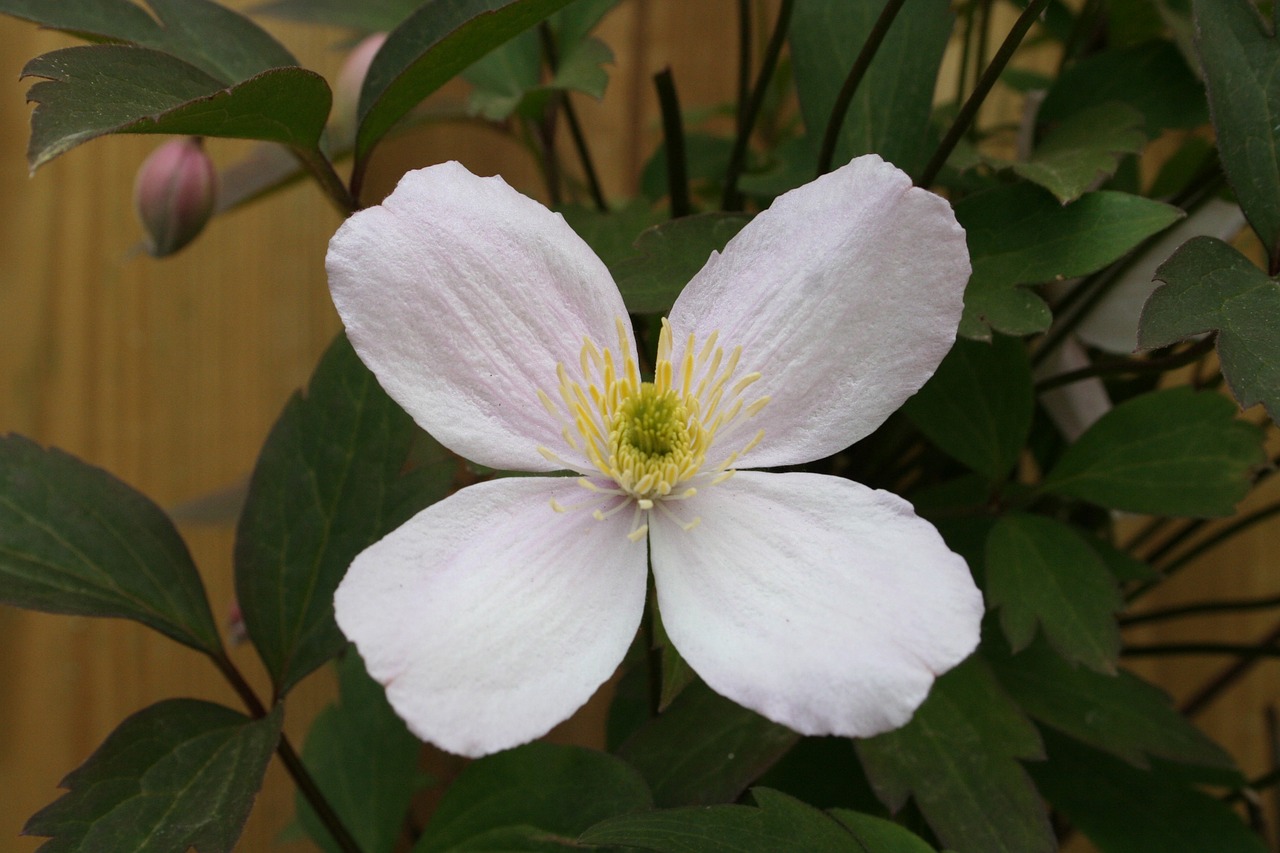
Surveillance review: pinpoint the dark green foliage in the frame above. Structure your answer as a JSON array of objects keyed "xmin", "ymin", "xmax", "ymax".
[
  {"xmin": 417, "ymin": 742, "xmax": 651, "ymax": 851},
  {"xmin": 616, "ymin": 680, "xmax": 798, "ymax": 808},
  {"xmin": 1041, "ymin": 387, "xmax": 1265, "ymax": 516},
  {"xmin": 295, "ymin": 651, "xmax": 430, "ymax": 853},
  {"xmin": 903, "ymin": 334, "xmax": 1033, "ymax": 480},
  {"xmin": 1142, "ymin": 236, "xmax": 1280, "ymax": 422},
  {"xmin": 235, "ymin": 334, "xmax": 453, "ymax": 697},
  {"xmin": 0, "ymin": 435, "xmax": 220, "ymax": 654},
  {"xmin": 25, "ymin": 701, "xmax": 282, "ymax": 853},
  {"xmin": 857, "ymin": 658, "xmax": 1055, "ymax": 853},
  {"xmin": 1031, "ymin": 730, "xmax": 1267, "ymax": 853}
]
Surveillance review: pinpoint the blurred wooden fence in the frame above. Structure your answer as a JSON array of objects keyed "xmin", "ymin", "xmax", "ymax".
[{"xmin": 0, "ymin": 2, "xmax": 1275, "ymax": 850}]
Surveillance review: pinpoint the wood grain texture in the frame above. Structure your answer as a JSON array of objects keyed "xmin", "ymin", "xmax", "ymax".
[{"xmin": 0, "ymin": 2, "xmax": 1275, "ymax": 852}]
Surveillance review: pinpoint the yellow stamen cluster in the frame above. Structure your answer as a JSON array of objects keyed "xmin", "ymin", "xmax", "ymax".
[{"xmin": 538, "ymin": 317, "xmax": 769, "ymax": 533}]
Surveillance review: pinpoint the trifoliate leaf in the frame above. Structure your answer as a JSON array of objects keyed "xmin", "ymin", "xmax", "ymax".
[
  {"xmin": 417, "ymin": 742, "xmax": 651, "ymax": 852},
  {"xmin": 902, "ymin": 334, "xmax": 1033, "ymax": 480},
  {"xmin": 985, "ymin": 514, "xmax": 1122, "ymax": 672},
  {"xmin": 1030, "ymin": 730, "xmax": 1267, "ymax": 853},
  {"xmin": 1140, "ymin": 235, "xmax": 1280, "ymax": 422},
  {"xmin": 25, "ymin": 700, "xmax": 281, "ymax": 853},
  {"xmin": 990, "ymin": 639, "xmax": 1240, "ymax": 777},
  {"xmin": 615, "ymin": 679, "xmax": 798, "ymax": 807},
  {"xmin": 235, "ymin": 334, "xmax": 454, "ymax": 697},
  {"xmin": 857, "ymin": 658, "xmax": 1055, "ymax": 853},
  {"xmin": 956, "ymin": 184, "xmax": 1183, "ymax": 339},
  {"xmin": 0, "ymin": 435, "xmax": 220, "ymax": 654},
  {"xmin": 1041, "ymin": 386, "xmax": 1265, "ymax": 516},
  {"xmin": 1193, "ymin": 0, "xmax": 1280, "ymax": 260}
]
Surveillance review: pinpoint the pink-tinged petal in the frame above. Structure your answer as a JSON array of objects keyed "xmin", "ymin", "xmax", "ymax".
[
  {"xmin": 668, "ymin": 155, "xmax": 969, "ymax": 469},
  {"xmin": 650, "ymin": 471, "xmax": 982, "ymax": 738},
  {"xmin": 327, "ymin": 161, "xmax": 632, "ymax": 472},
  {"xmin": 334, "ymin": 476, "xmax": 647, "ymax": 757}
]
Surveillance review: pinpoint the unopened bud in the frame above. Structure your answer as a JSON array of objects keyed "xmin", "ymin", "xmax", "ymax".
[
  {"xmin": 330, "ymin": 33, "xmax": 387, "ymax": 146},
  {"xmin": 133, "ymin": 137, "xmax": 218, "ymax": 257}
]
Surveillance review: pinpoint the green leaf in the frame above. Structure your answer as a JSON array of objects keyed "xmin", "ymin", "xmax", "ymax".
[
  {"xmin": 790, "ymin": 0, "xmax": 954, "ymax": 178},
  {"xmin": 956, "ymin": 184, "xmax": 1184, "ymax": 339},
  {"xmin": 1140, "ymin": 235, "xmax": 1280, "ymax": 421},
  {"xmin": 1193, "ymin": 0, "xmax": 1280, "ymax": 259},
  {"xmin": 463, "ymin": 2, "xmax": 616, "ymax": 121},
  {"xmin": 235, "ymin": 334, "xmax": 448, "ymax": 696},
  {"xmin": 356, "ymin": 0, "xmax": 577, "ymax": 168},
  {"xmin": 902, "ymin": 334, "xmax": 1033, "ymax": 480},
  {"xmin": 23, "ymin": 47, "xmax": 330, "ymax": 170},
  {"xmin": 1038, "ymin": 39, "xmax": 1208, "ymax": 137},
  {"xmin": 416, "ymin": 743, "xmax": 651, "ymax": 852},
  {"xmin": 616, "ymin": 679, "xmax": 799, "ymax": 808},
  {"xmin": 1030, "ymin": 730, "xmax": 1268, "ymax": 853},
  {"xmin": 25, "ymin": 700, "xmax": 282, "ymax": 853},
  {"xmin": 856, "ymin": 658, "xmax": 1055, "ymax": 853},
  {"xmin": 990, "ymin": 639, "xmax": 1240, "ymax": 777},
  {"xmin": 1010, "ymin": 102, "xmax": 1147, "ymax": 204},
  {"xmin": 560, "ymin": 202, "xmax": 666, "ymax": 269},
  {"xmin": 1041, "ymin": 386, "xmax": 1265, "ymax": 516},
  {"xmin": 0, "ymin": 0, "xmax": 298, "ymax": 82},
  {"xmin": 0, "ymin": 435, "xmax": 220, "ymax": 654},
  {"xmin": 611, "ymin": 214, "xmax": 751, "ymax": 314},
  {"xmin": 985, "ymin": 514, "xmax": 1122, "ymax": 672},
  {"xmin": 254, "ymin": 0, "xmax": 421, "ymax": 33},
  {"xmin": 581, "ymin": 788, "xmax": 907, "ymax": 852},
  {"xmin": 828, "ymin": 809, "xmax": 939, "ymax": 853},
  {"xmin": 295, "ymin": 650, "xmax": 429, "ymax": 853}
]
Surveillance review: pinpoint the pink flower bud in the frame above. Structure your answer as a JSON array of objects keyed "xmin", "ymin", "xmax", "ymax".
[
  {"xmin": 330, "ymin": 33, "xmax": 387, "ymax": 144},
  {"xmin": 133, "ymin": 137, "xmax": 218, "ymax": 257}
]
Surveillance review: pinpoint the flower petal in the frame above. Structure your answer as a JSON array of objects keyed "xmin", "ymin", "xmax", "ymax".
[
  {"xmin": 334, "ymin": 476, "xmax": 648, "ymax": 757},
  {"xmin": 327, "ymin": 161, "xmax": 631, "ymax": 472},
  {"xmin": 668, "ymin": 155, "xmax": 969, "ymax": 469},
  {"xmin": 649, "ymin": 471, "xmax": 982, "ymax": 738}
]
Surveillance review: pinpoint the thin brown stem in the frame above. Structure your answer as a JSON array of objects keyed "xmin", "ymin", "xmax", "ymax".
[
  {"xmin": 211, "ymin": 652, "xmax": 364, "ymax": 853},
  {"xmin": 918, "ymin": 0, "xmax": 1052, "ymax": 187},
  {"xmin": 815, "ymin": 0, "xmax": 910, "ymax": 176}
]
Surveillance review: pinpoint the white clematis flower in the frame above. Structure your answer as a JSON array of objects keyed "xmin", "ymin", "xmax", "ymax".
[{"xmin": 327, "ymin": 155, "xmax": 984, "ymax": 757}]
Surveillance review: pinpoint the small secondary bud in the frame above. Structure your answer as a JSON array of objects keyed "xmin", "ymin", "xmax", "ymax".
[
  {"xmin": 330, "ymin": 33, "xmax": 387, "ymax": 145},
  {"xmin": 133, "ymin": 137, "xmax": 218, "ymax": 257}
]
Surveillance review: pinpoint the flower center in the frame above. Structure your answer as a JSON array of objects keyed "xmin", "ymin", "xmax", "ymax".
[
  {"xmin": 608, "ymin": 382, "xmax": 705, "ymax": 500},
  {"xmin": 536, "ymin": 317, "xmax": 769, "ymax": 536}
]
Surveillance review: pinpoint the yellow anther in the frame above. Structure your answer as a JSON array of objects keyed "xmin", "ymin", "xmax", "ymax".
[{"xmin": 536, "ymin": 317, "xmax": 768, "ymax": 536}]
